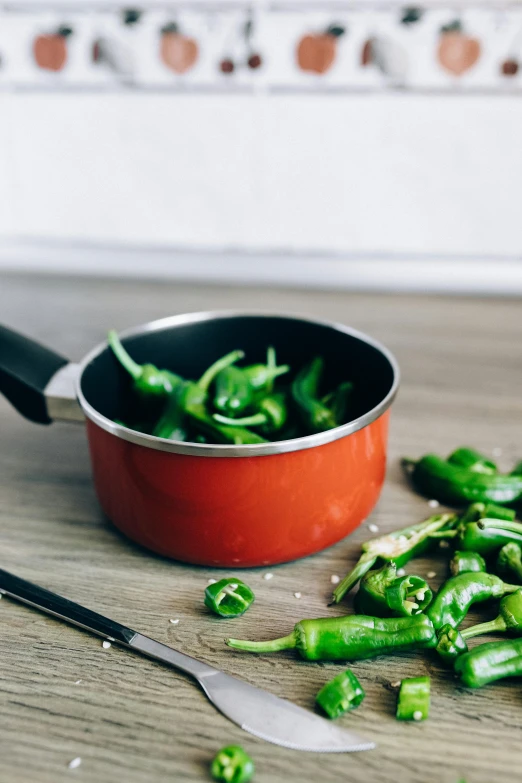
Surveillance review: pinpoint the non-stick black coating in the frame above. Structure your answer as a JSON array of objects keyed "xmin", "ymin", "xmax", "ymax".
[{"xmin": 80, "ymin": 315, "xmax": 395, "ymax": 424}]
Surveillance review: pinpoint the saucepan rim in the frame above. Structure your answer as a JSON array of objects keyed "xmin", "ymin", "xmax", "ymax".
[{"xmin": 76, "ymin": 310, "xmax": 400, "ymax": 458}]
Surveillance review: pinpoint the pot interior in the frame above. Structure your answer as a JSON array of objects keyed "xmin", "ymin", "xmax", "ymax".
[{"xmin": 80, "ymin": 314, "xmax": 396, "ymax": 429}]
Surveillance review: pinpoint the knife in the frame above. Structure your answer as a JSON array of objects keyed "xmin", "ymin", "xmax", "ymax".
[{"xmin": 0, "ymin": 569, "xmax": 374, "ymax": 753}]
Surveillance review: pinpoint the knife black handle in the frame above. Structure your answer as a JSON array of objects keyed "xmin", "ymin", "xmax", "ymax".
[
  {"xmin": 0, "ymin": 569, "xmax": 137, "ymax": 645},
  {"xmin": 0, "ymin": 324, "xmax": 69, "ymax": 424}
]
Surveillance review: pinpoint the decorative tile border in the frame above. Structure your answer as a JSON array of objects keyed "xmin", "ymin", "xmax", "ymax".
[{"xmin": 0, "ymin": 4, "xmax": 521, "ymax": 92}]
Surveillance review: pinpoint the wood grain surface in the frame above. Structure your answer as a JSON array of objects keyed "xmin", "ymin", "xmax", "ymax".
[{"xmin": 0, "ymin": 273, "xmax": 521, "ymax": 783}]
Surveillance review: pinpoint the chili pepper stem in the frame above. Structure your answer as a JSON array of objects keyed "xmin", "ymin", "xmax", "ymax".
[
  {"xmin": 108, "ymin": 330, "xmax": 142, "ymax": 380},
  {"xmin": 213, "ymin": 412, "xmax": 267, "ymax": 427},
  {"xmin": 478, "ymin": 519, "xmax": 522, "ymax": 534},
  {"xmin": 331, "ymin": 554, "xmax": 377, "ymax": 604},
  {"xmin": 461, "ymin": 617, "xmax": 507, "ymax": 640},
  {"xmin": 197, "ymin": 350, "xmax": 245, "ymax": 392},
  {"xmin": 226, "ymin": 633, "xmax": 296, "ymax": 653}
]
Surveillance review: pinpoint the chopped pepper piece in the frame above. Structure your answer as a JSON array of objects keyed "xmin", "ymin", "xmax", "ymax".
[
  {"xmin": 435, "ymin": 623, "xmax": 469, "ymax": 665},
  {"xmin": 316, "ymin": 670, "xmax": 365, "ymax": 719},
  {"xmin": 210, "ymin": 745, "xmax": 255, "ymax": 783},
  {"xmin": 385, "ymin": 574, "xmax": 433, "ymax": 617},
  {"xmin": 449, "ymin": 550, "xmax": 486, "ymax": 577},
  {"xmin": 354, "ymin": 563, "xmax": 432, "ymax": 617},
  {"xmin": 396, "ymin": 676, "xmax": 430, "ymax": 721},
  {"xmin": 226, "ymin": 614, "xmax": 436, "ymax": 661},
  {"xmin": 205, "ymin": 578, "xmax": 255, "ymax": 618}
]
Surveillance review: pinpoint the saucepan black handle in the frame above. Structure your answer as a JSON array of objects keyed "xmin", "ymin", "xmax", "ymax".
[
  {"xmin": 0, "ymin": 569, "xmax": 137, "ymax": 645},
  {"xmin": 0, "ymin": 324, "xmax": 70, "ymax": 423}
]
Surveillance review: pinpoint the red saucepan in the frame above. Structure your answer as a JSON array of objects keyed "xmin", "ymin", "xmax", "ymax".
[{"xmin": 0, "ymin": 312, "xmax": 399, "ymax": 567}]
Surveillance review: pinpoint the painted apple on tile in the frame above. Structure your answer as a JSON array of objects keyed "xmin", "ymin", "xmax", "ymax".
[
  {"xmin": 437, "ymin": 20, "xmax": 481, "ymax": 76},
  {"xmin": 160, "ymin": 22, "xmax": 198, "ymax": 74},
  {"xmin": 33, "ymin": 26, "xmax": 73, "ymax": 72},
  {"xmin": 296, "ymin": 24, "xmax": 346, "ymax": 74}
]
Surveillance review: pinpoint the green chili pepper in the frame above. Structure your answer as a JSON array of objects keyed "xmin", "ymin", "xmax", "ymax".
[
  {"xmin": 213, "ymin": 365, "xmax": 253, "ymax": 415},
  {"xmin": 497, "ymin": 542, "xmax": 522, "ymax": 583},
  {"xmin": 455, "ymin": 637, "xmax": 522, "ymax": 688},
  {"xmin": 437, "ymin": 590, "xmax": 522, "ymax": 663},
  {"xmin": 449, "ymin": 550, "xmax": 486, "ymax": 577},
  {"xmin": 315, "ymin": 670, "xmax": 365, "ymax": 719},
  {"xmin": 426, "ymin": 572, "xmax": 520, "ymax": 632},
  {"xmin": 403, "ymin": 453, "xmax": 522, "ymax": 507},
  {"xmin": 332, "ymin": 513, "xmax": 456, "ymax": 604},
  {"xmin": 242, "ymin": 360, "xmax": 289, "ymax": 392},
  {"xmin": 204, "ymin": 578, "xmax": 255, "ymax": 618},
  {"xmin": 396, "ymin": 676, "xmax": 430, "ymax": 721},
  {"xmin": 322, "ymin": 381, "xmax": 354, "ymax": 426},
  {"xmin": 385, "ymin": 575, "xmax": 433, "ymax": 617},
  {"xmin": 354, "ymin": 562, "xmax": 432, "ymax": 617},
  {"xmin": 447, "ymin": 447, "xmax": 497, "ymax": 475},
  {"xmin": 462, "ymin": 589, "xmax": 522, "ymax": 638},
  {"xmin": 435, "ymin": 624, "xmax": 469, "ymax": 665},
  {"xmin": 152, "ymin": 384, "xmax": 187, "ymax": 440},
  {"xmin": 213, "ymin": 393, "xmax": 287, "ymax": 435},
  {"xmin": 210, "ymin": 745, "xmax": 254, "ymax": 783},
  {"xmin": 354, "ymin": 562, "xmax": 398, "ymax": 616},
  {"xmin": 108, "ymin": 330, "xmax": 183, "ymax": 398},
  {"xmin": 180, "ymin": 382, "xmax": 267, "ymax": 445},
  {"xmin": 197, "ymin": 350, "xmax": 245, "ymax": 393},
  {"xmin": 433, "ymin": 503, "xmax": 520, "ymax": 557},
  {"xmin": 226, "ymin": 614, "xmax": 436, "ymax": 661},
  {"xmin": 291, "ymin": 357, "xmax": 337, "ymax": 434}
]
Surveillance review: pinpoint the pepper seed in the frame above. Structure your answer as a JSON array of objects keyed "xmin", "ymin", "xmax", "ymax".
[
  {"xmin": 330, "ymin": 575, "xmax": 340, "ymax": 585},
  {"xmin": 263, "ymin": 573, "xmax": 274, "ymax": 581},
  {"xmin": 413, "ymin": 711, "xmax": 423, "ymax": 721},
  {"xmin": 368, "ymin": 523, "xmax": 379, "ymax": 534},
  {"xmin": 68, "ymin": 757, "xmax": 82, "ymax": 769},
  {"xmin": 439, "ymin": 540, "xmax": 450, "ymax": 549},
  {"xmin": 391, "ymin": 681, "xmax": 401, "ymax": 689},
  {"xmin": 397, "ymin": 568, "xmax": 406, "ymax": 577},
  {"xmin": 293, "ymin": 592, "xmax": 302, "ymax": 599},
  {"xmin": 207, "ymin": 578, "xmax": 217, "ymax": 585},
  {"xmin": 169, "ymin": 618, "xmax": 180, "ymax": 625},
  {"xmin": 427, "ymin": 571, "xmax": 437, "ymax": 579},
  {"xmin": 428, "ymin": 499, "xmax": 439, "ymax": 508},
  {"xmin": 102, "ymin": 640, "xmax": 111, "ymax": 649}
]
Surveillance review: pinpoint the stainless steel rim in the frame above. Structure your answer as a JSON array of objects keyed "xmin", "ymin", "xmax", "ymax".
[{"xmin": 76, "ymin": 310, "xmax": 400, "ymax": 458}]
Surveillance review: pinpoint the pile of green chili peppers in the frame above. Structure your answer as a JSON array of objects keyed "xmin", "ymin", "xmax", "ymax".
[
  {"xmin": 107, "ymin": 331, "xmax": 354, "ymax": 445},
  {"xmin": 224, "ymin": 478, "xmax": 522, "ymax": 714}
]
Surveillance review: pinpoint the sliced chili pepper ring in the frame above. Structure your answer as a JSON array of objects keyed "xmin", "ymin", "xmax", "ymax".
[
  {"xmin": 396, "ymin": 676, "xmax": 430, "ymax": 721},
  {"xmin": 386, "ymin": 575, "xmax": 432, "ymax": 616},
  {"xmin": 205, "ymin": 578, "xmax": 255, "ymax": 618}
]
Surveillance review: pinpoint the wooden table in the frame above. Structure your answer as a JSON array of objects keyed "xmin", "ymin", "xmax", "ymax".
[{"xmin": 1, "ymin": 273, "xmax": 521, "ymax": 783}]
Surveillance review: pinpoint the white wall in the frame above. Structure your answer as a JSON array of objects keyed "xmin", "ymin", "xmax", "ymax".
[{"xmin": 2, "ymin": 91, "xmax": 522, "ymax": 259}]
